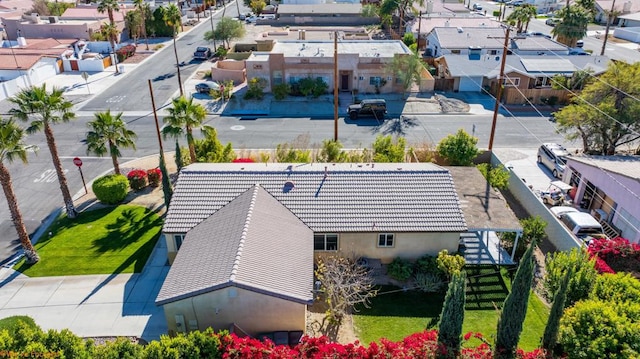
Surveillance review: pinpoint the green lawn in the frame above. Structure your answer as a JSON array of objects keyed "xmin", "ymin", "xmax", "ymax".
[
  {"xmin": 353, "ymin": 267, "xmax": 549, "ymax": 351},
  {"xmin": 15, "ymin": 205, "xmax": 162, "ymax": 277}
]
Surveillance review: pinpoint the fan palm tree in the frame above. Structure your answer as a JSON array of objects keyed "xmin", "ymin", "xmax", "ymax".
[
  {"xmin": 0, "ymin": 119, "xmax": 40, "ymax": 264},
  {"xmin": 507, "ymin": 5, "xmax": 536, "ymax": 33},
  {"xmin": 163, "ymin": 96, "xmax": 206, "ymax": 163},
  {"xmin": 9, "ymin": 84, "xmax": 78, "ymax": 219},
  {"xmin": 86, "ymin": 110, "xmax": 137, "ymax": 175},
  {"xmin": 133, "ymin": 0, "xmax": 150, "ymax": 50},
  {"xmin": 164, "ymin": 3, "xmax": 184, "ymax": 96},
  {"xmin": 96, "ymin": 0, "xmax": 121, "ymax": 73},
  {"xmin": 552, "ymin": 5, "xmax": 591, "ymax": 47}
]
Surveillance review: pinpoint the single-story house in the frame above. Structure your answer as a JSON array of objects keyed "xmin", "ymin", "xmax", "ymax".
[
  {"xmin": 563, "ymin": 155, "xmax": 640, "ymax": 244},
  {"xmin": 435, "ymin": 54, "xmax": 609, "ymax": 103},
  {"xmin": 245, "ymin": 40, "xmax": 434, "ymax": 94},
  {"xmin": 409, "ymin": 17, "xmax": 502, "ymax": 51},
  {"xmin": 618, "ymin": 12, "xmax": 640, "ymax": 28},
  {"xmin": 594, "ymin": 0, "xmax": 640, "ymax": 24},
  {"xmin": 157, "ymin": 163, "xmax": 467, "ymax": 334}
]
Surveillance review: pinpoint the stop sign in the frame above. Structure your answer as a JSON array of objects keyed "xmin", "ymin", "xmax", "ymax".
[{"xmin": 73, "ymin": 157, "xmax": 83, "ymax": 167}]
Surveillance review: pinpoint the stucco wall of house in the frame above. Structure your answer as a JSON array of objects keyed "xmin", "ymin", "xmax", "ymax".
[
  {"xmin": 161, "ymin": 286, "xmax": 307, "ymax": 336},
  {"xmin": 565, "ymin": 160, "xmax": 640, "ymax": 243},
  {"xmin": 316, "ymin": 232, "xmax": 460, "ymax": 264}
]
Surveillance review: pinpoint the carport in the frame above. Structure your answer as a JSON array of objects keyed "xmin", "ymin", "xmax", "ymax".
[{"xmin": 448, "ymin": 167, "xmax": 523, "ymax": 265}]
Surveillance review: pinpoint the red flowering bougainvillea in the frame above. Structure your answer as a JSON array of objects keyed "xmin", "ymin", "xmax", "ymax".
[
  {"xmin": 217, "ymin": 331, "xmax": 546, "ymax": 359},
  {"xmin": 588, "ymin": 237, "xmax": 640, "ymax": 275},
  {"xmin": 127, "ymin": 169, "xmax": 148, "ymax": 191},
  {"xmin": 147, "ymin": 168, "xmax": 162, "ymax": 187}
]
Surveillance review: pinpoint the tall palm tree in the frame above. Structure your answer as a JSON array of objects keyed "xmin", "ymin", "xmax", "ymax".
[
  {"xmin": 507, "ymin": 5, "xmax": 536, "ymax": 33},
  {"xmin": 0, "ymin": 118, "xmax": 40, "ymax": 264},
  {"xmin": 9, "ymin": 84, "xmax": 78, "ymax": 219},
  {"xmin": 164, "ymin": 3, "xmax": 184, "ymax": 96},
  {"xmin": 96, "ymin": 0, "xmax": 121, "ymax": 73},
  {"xmin": 100, "ymin": 22, "xmax": 120, "ymax": 71},
  {"xmin": 163, "ymin": 96, "xmax": 206, "ymax": 163},
  {"xmin": 86, "ymin": 110, "xmax": 137, "ymax": 175},
  {"xmin": 552, "ymin": 5, "xmax": 591, "ymax": 47},
  {"xmin": 133, "ymin": 0, "xmax": 149, "ymax": 50}
]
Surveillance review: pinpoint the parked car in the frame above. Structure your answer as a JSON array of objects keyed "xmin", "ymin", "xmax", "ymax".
[
  {"xmin": 576, "ymin": 39, "xmax": 584, "ymax": 47},
  {"xmin": 472, "ymin": 3, "xmax": 483, "ymax": 10},
  {"xmin": 347, "ymin": 99, "xmax": 387, "ymax": 120},
  {"xmin": 560, "ymin": 212, "xmax": 607, "ymax": 242},
  {"xmin": 538, "ymin": 143, "xmax": 571, "ymax": 179},
  {"xmin": 245, "ymin": 15, "xmax": 258, "ymax": 23},
  {"xmin": 193, "ymin": 47, "xmax": 212, "ymax": 60},
  {"xmin": 550, "ymin": 206, "xmax": 579, "ymax": 219},
  {"xmin": 195, "ymin": 82, "xmax": 220, "ymax": 94},
  {"xmin": 569, "ymin": 48, "xmax": 589, "ymax": 55},
  {"xmin": 527, "ymin": 31, "xmax": 551, "ymax": 39},
  {"xmin": 545, "ymin": 18, "xmax": 561, "ymax": 26},
  {"xmin": 507, "ymin": 0, "xmax": 524, "ymax": 6}
]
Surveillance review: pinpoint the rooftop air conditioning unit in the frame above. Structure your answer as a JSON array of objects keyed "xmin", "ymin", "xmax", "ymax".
[{"xmin": 49, "ymin": 16, "xmax": 58, "ymax": 23}]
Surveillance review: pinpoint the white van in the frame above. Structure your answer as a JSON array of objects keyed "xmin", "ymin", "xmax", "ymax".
[
  {"xmin": 258, "ymin": 14, "xmax": 276, "ymax": 20},
  {"xmin": 560, "ymin": 212, "xmax": 605, "ymax": 241}
]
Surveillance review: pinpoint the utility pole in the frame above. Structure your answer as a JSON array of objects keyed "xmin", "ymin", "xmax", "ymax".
[
  {"xmin": 148, "ymin": 79, "xmax": 172, "ymax": 209},
  {"xmin": 600, "ymin": 0, "xmax": 615, "ymax": 56},
  {"xmin": 417, "ymin": 11, "xmax": 422, "ymax": 50},
  {"xmin": 488, "ymin": 26, "xmax": 510, "ymax": 152},
  {"xmin": 210, "ymin": 4, "xmax": 217, "ymax": 51},
  {"xmin": 333, "ymin": 31, "xmax": 339, "ymax": 142}
]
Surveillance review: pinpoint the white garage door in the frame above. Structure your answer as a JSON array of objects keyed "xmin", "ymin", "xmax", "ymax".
[{"xmin": 458, "ymin": 77, "xmax": 483, "ymax": 92}]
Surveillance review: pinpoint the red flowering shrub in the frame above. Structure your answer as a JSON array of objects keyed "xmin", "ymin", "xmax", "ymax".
[
  {"xmin": 217, "ymin": 331, "xmax": 546, "ymax": 359},
  {"xmin": 116, "ymin": 44, "xmax": 136, "ymax": 62},
  {"xmin": 232, "ymin": 158, "xmax": 255, "ymax": 163},
  {"xmin": 127, "ymin": 169, "xmax": 148, "ymax": 191},
  {"xmin": 147, "ymin": 168, "xmax": 162, "ymax": 187},
  {"xmin": 588, "ymin": 237, "xmax": 640, "ymax": 276}
]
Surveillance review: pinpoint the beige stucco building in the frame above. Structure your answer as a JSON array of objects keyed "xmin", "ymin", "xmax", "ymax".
[
  {"xmin": 245, "ymin": 40, "xmax": 434, "ymax": 94},
  {"xmin": 157, "ymin": 162, "xmax": 467, "ymax": 338}
]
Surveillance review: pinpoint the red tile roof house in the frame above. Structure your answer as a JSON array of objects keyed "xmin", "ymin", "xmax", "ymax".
[{"xmin": 156, "ymin": 162, "xmax": 470, "ymax": 337}]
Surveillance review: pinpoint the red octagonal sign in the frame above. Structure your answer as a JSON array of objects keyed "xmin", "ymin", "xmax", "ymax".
[{"xmin": 73, "ymin": 157, "xmax": 83, "ymax": 167}]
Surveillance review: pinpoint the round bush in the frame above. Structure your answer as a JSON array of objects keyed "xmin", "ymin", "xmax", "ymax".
[{"xmin": 92, "ymin": 174, "xmax": 129, "ymax": 204}]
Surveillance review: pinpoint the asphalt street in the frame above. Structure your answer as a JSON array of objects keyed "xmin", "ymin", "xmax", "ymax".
[{"xmin": 80, "ymin": 3, "xmax": 245, "ymax": 112}]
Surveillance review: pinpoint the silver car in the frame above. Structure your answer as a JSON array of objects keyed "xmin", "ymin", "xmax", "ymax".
[{"xmin": 537, "ymin": 143, "xmax": 570, "ymax": 178}]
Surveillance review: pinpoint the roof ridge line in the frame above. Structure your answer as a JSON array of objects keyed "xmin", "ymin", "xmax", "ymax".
[{"xmin": 229, "ymin": 185, "xmax": 259, "ymax": 282}]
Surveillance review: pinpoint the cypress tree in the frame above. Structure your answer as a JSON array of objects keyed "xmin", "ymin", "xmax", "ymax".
[
  {"xmin": 437, "ymin": 271, "xmax": 466, "ymax": 358},
  {"xmin": 159, "ymin": 154, "xmax": 172, "ymax": 210},
  {"xmin": 494, "ymin": 242, "xmax": 536, "ymax": 359},
  {"xmin": 541, "ymin": 267, "xmax": 572, "ymax": 353},
  {"xmin": 174, "ymin": 141, "xmax": 184, "ymax": 170}
]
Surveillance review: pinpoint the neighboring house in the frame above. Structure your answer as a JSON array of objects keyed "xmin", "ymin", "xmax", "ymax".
[
  {"xmin": 0, "ymin": 38, "xmax": 74, "ymax": 100},
  {"xmin": 594, "ymin": 0, "xmax": 639, "ymax": 24},
  {"xmin": 615, "ymin": 13, "xmax": 640, "ymax": 44},
  {"xmin": 618, "ymin": 12, "xmax": 640, "ymax": 27},
  {"xmin": 157, "ymin": 185, "xmax": 314, "ymax": 337},
  {"xmin": 425, "ymin": 27, "xmax": 570, "ymax": 58},
  {"xmin": 435, "ymin": 54, "xmax": 609, "ymax": 102},
  {"xmin": 2, "ymin": 12, "xmax": 103, "ymax": 41},
  {"xmin": 274, "ymin": 4, "xmax": 376, "ymax": 26},
  {"xmin": 245, "ymin": 40, "xmax": 434, "ymax": 94},
  {"xmin": 563, "ymin": 156, "xmax": 640, "ymax": 244},
  {"xmin": 409, "ymin": 18, "xmax": 502, "ymax": 52}
]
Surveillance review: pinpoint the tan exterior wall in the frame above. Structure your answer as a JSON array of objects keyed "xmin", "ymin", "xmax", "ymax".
[
  {"xmin": 315, "ymin": 232, "xmax": 459, "ymax": 264},
  {"xmin": 211, "ymin": 60, "xmax": 246, "ymax": 85},
  {"xmin": 161, "ymin": 286, "xmax": 307, "ymax": 336}
]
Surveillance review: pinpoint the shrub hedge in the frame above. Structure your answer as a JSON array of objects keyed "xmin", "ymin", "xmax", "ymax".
[{"xmin": 92, "ymin": 174, "xmax": 128, "ymax": 204}]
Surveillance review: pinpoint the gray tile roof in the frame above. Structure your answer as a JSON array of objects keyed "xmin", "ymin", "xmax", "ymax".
[
  {"xmin": 163, "ymin": 163, "xmax": 467, "ymax": 234},
  {"xmin": 156, "ymin": 185, "xmax": 314, "ymax": 305},
  {"xmin": 566, "ymin": 155, "xmax": 640, "ymax": 183},
  {"xmin": 433, "ymin": 27, "xmax": 506, "ymax": 49}
]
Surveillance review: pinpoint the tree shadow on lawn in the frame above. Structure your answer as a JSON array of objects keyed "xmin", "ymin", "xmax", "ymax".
[
  {"xmin": 356, "ymin": 285, "xmax": 446, "ymax": 322},
  {"xmin": 93, "ymin": 208, "xmax": 163, "ymax": 253},
  {"xmin": 465, "ymin": 265, "xmax": 510, "ymax": 311}
]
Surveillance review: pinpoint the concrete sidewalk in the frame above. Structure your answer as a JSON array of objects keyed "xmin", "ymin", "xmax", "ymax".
[{"xmin": 0, "ymin": 155, "xmax": 175, "ymax": 341}]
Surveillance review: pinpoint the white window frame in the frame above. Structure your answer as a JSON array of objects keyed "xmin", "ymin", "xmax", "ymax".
[
  {"xmin": 502, "ymin": 77, "xmax": 520, "ymax": 87},
  {"xmin": 314, "ymin": 233, "xmax": 338, "ymax": 251},
  {"xmin": 377, "ymin": 233, "xmax": 395, "ymax": 247}
]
